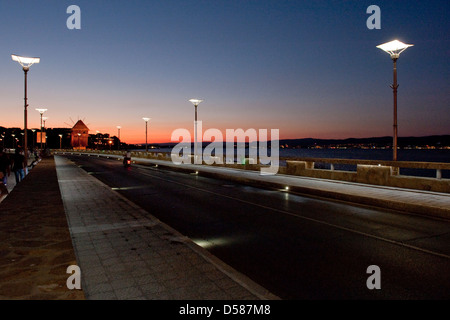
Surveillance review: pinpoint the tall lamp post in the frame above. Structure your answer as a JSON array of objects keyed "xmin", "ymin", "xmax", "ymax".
[
  {"xmin": 11, "ymin": 54, "xmax": 40, "ymax": 170},
  {"xmin": 31, "ymin": 129, "xmax": 36, "ymax": 150},
  {"xmin": 42, "ymin": 117, "xmax": 48, "ymax": 149},
  {"xmin": 189, "ymin": 99, "xmax": 203, "ymax": 163},
  {"xmin": 142, "ymin": 118, "xmax": 150, "ymax": 152},
  {"xmin": 117, "ymin": 126, "xmax": 121, "ymax": 150},
  {"xmin": 377, "ymin": 40, "xmax": 413, "ymax": 161},
  {"xmin": 36, "ymin": 108, "xmax": 47, "ymax": 150},
  {"xmin": 59, "ymin": 134, "xmax": 63, "ymax": 149}
]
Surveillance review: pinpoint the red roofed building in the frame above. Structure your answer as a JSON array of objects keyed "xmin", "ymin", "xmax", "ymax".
[{"xmin": 71, "ymin": 120, "xmax": 89, "ymax": 149}]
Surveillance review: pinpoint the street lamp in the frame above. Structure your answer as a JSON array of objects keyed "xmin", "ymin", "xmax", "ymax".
[
  {"xmin": 31, "ymin": 129, "xmax": 36, "ymax": 149},
  {"xmin": 189, "ymin": 99, "xmax": 204, "ymax": 164},
  {"xmin": 59, "ymin": 134, "xmax": 63, "ymax": 149},
  {"xmin": 117, "ymin": 126, "xmax": 121, "ymax": 150},
  {"xmin": 36, "ymin": 108, "xmax": 47, "ymax": 150},
  {"xmin": 142, "ymin": 118, "xmax": 150, "ymax": 152},
  {"xmin": 42, "ymin": 117, "xmax": 48, "ymax": 149},
  {"xmin": 377, "ymin": 40, "xmax": 413, "ymax": 161},
  {"xmin": 12, "ymin": 54, "xmax": 40, "ymax": 169},
  {"xmin": 11, "ymin": 134, "xmax": 16, "ymax": 149}
]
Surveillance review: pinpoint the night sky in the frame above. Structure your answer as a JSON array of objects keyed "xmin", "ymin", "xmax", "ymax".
[{"xmin": 1, "ymin": 0, "xmax": 448, "ymax": 143}]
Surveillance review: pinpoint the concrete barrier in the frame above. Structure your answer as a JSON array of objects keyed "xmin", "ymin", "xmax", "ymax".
[{"xmin": 286, "ymin": 160, "xmax": 450, "ymax": 193}]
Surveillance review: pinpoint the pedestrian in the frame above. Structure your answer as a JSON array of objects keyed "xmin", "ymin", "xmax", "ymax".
[
  {"xmin": 0, "ymin": 172, "xmax": 8, "ymax": 198},
  {"xmin": 0, "ymin": 149, "xmax": 11, "ymax": 187},
  {"xmin": 12, "ymin": 148, "xmax": 25, "ymax": 184}
]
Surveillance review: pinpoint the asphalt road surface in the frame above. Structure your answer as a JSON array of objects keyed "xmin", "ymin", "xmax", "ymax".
[{"xmin": 62, "ymin": 154, "xmax": 450, "ymax": 299}]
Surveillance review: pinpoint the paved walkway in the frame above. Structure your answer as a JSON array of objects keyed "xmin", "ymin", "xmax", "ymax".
[
  {"xmin": 0, "ymin": 157, "xmax": 84, "ymax": 300},
  {"xmin": 69, "ymin": 152, "xmax": 450, "ymax": 220}
]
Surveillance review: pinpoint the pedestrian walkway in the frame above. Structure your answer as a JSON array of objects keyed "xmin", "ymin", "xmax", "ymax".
[
  {"xmin": 0, "ymin": 157, "xmax": 85, "ymax": 300},
  {"xmin": 70, "ymin": 152, "xmax": 449, "ymax": 220},
  {"xmin": 54, "ymin": 156, "xmax": 276, "ymax": 300}
]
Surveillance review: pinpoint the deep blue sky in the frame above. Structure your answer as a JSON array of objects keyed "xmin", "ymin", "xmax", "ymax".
[{"xmin": 1, "ymin": 0, "xmax": 449, "ymax": 142}]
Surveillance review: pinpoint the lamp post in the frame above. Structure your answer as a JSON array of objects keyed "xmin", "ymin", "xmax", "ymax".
[
  {"xmin": 142, "ymin": 118, "xmax": 150, "ymax": 152},
  {"xmin": 377, "ymin": 40, "xmax": 413, "ymax": 161},
  {"xmin": 42, "ymin": 117, "xmax": 48, "ymax": 149},
  {"xmin": 117, "ymin": 126, "xmax": 121, "ymax": 150},
  {"xmin": 11, "ymin": 134, "xmax": 16, "ymax": 149},
  {"xmin": 31, "ymin": 129, "xmax": 36, "ymax": 150},
  {"xmin": 36, "ymin": 108, "xmax": 47, "ymax": 150},
  {"xmin": 11, "ymin": 54, "xmax": 40, "ymax": 170},
  {"xmin": 189, "ymin": 99, "xmax": 203, "ymax": 163},
  {"xmin": 59, "ymin": 134, "xmax": 63, "ymax": 149}
]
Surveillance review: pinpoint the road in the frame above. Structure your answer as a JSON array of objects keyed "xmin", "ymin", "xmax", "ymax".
[{"xmin": 62, "ymin": 154, "xmax": 450, "ymax": 299}]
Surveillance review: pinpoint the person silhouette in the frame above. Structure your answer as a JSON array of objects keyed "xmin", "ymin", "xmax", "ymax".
[
  {"xmin": 12, "ymin": 148, "xmax": 25, "ymax": 184},
  {"xmin": 0, "ymin": 149, "xmax": 11, "ymax": 187}
]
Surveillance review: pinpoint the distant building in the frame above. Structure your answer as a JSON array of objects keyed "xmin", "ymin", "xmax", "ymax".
[{"xmin": 71, "ymin": 120, "xmax": 89, "ymax": 149}]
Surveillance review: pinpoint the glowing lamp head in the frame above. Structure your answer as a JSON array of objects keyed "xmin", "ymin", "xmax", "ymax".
[
  {"xmin": 189, "ymin": 99, "xmax": 204, "ymax": 107},
  {"xmin": 377, "ymin": 40, "xmax": 413, "ymax": 60},
  {"xmin": 11, "ymin": 54, "xmax": 40, "ymax": 70},
  {"xmin": 142, "ymin": 117, "xmax": 150, "ymax": 122},
  {"xmin": 36, "ymin": 108, "xmax": 48, "ymax": 115}
]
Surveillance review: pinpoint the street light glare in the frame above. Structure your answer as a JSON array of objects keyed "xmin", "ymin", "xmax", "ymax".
[
  {"xmin": 36, "ymin": 108, "xmax": 48, "ymax": 114},
  {"xmin": 11, "ymin": 54, "xmax": 40, "ymax": 68},
  {"xmin": 189, "ymin": 99, "xmax": 204, "ymax": 106},
  {"xmin": 377, "ymin": 40, "xmax": 413, "ymax": 58},
  {"xmin": 142, "ymin": 118, "xmax": 151, "ymax": 122}
]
